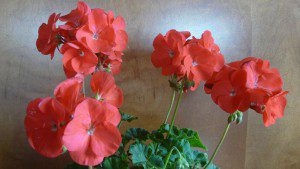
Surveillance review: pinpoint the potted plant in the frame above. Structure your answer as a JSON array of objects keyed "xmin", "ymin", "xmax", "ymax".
[{"xmin": 25, "ymin": 2, "xmax": 288, "ymax": 169}]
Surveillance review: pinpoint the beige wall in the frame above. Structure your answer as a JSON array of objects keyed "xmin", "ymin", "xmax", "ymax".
[{"xmin": 0, "ymin": 0, "xmax": 298, "ymax": 168}]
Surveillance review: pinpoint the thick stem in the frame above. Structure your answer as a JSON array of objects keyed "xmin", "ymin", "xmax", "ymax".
[
  {"xmin": 164, "ymin": 90, "xmax": 176, "ymax": 124},
  {"xmin": 204, "ymin": 123, "xmax": 231, "ymax": 169},
  {"xmin": 88, "ymin": 166, "xmax": 93, "ymax": 169},
  {"xmin": 169, "ymin": 88, "xmax": 183, "ymax": 134}
]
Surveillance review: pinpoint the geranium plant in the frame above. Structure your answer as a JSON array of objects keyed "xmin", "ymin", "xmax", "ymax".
[{"xmin": 25, "ymin": 2, "xmax": 288, "ymax": 169}]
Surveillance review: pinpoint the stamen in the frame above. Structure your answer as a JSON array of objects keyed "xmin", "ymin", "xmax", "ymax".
[
  {"xmin": 92, "ymin": 33, "xmax": 99, "ymax": 40},
  {"xmin": 79, "ymin": 50, "xmax": 84, "ymax": 56},
  {"xmin": 192, "ymin": 61, "xmax": 198, "ymax": 67},
  {"xmin": 51, "ymin": 124, "xmax": 58, "ymax": 132},
  {"xmin": 229, "ymin": 90, "xmax": 236, "ymax": 96},
  {"xmin": 168, "ymin": 50, "xmax": 175, "ymax": 58},
  {"xmin": 87, "ymin": 124, "xmax": 95, "ymax": 135}
]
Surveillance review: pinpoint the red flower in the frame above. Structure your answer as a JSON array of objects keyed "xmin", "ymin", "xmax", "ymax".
[
  {"xmin": 229, "ymin": 57, "xmax": 283, "ymax": 94},
  {"xmin": 95, "ymin": 53, "xmax": 122, "ymax": 75},
  {"xmin": 25, "ymin": 97, "xmax": 67, "ymax": 158},
  {"xmin": 59, "ymin": 1, "xmax": 91, "ymax": 39},
  {"xmin": 210, "ymin": 67, "xmax": 250, "ymax": 113},
  {"xmin": 104, "ymin": 59, "xmax": 122, "ymax": 75},
  {"xmin": 63, "ymin": 65, "xmax": 77, "ymax": 79},
  {"xmin": 54, "ymin": 77, "xmax": 84, "ymax": 118},
  {"xmin": 76, "ymin": 9, "xmax": 115, "ymax": 53},
  {"xmin": 90, "ymin": 71, "xmax": 123, "ymax": 108},
  {"xmin": 204, "ymin": 64, "xmax": 235, "ymax": 94},
  {"xmin": 61, "ymin": 42, "xmax": 98, "ymax": 77},
  {"xmin": 62, "ymin": 98, "xmax": 121, "ymax": 166},
  {"xmin": 151, "ymin": 30, "xmax": 224, "ymax": 91},
  {"xmin": 187, "ymin": 30, "xmax": 224, "ymax": 90},
  {"xmin": 262, "ymin": 91, "xmax": 288, "ymax": 127},
  {"xmin": 105, "ymin": 11, "xmax": 128, "ymax": 60},
  {"xmin": 205, "ymin": 56, "xmax": 287, "ymax": 126},
  {"xmin": 36, "ymin": 13, "xmax": 60, "ymax": 59},
  {"xmin": 151, "ymin": 30, "xmax": 189, "ymax": 75}
]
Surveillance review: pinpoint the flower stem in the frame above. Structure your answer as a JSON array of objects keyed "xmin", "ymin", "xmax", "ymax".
[
  {"xmin": 88, "ymin": 166, "xmax": 93, "ymax": 169},
  {"xmin": 164, "ymin": 90, "xmax": 176, "ymax": 124},
  {"xmin": 163, "ymin": 146, "xmax": 181, "ymax": 169},
  {"xmin": 204, "ymin": 123, "xmax": 231, "ymax": 169},
  {"xmin": 169, "ymin": 88, "xmax": 183, "ymax": 133}
]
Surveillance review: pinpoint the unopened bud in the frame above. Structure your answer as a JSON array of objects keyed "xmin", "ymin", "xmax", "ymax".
[
  {"xmin": 236, "ymin": 111, "xmax": 243, "ymax": 124},
  {"xmin": 228, "ymin": 114, "xmax": 236, "ymax": 123}
]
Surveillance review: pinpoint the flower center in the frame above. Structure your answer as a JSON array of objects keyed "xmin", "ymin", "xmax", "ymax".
[
  {"xmin": 51, "ymin": 124, "xmax": 58, "ymax": 132},
  {"xmin": 250, "ymin": 102, "xmax": 256, "ymax": 106},
  {"xmin": 229, "ymin": 90, "xmax": 236, "ymax": 96},
  {"xmin": 92, "ymin": 33, "xmax": 99, "ymax": 40},
  {"xmin": 95, "ymin": 93, "xmax": 105, "ymax": 101},
  {"xmin": 87, "ymin": 124, "xmax": 95, "ymax": 135},
  {"xmin": 168, "ymin": 50, "xmax": 175, "ymax": 58},
  {"xmin": 192, "ymin": 61, "xmax": 198, "ymax": 67},
  {"xmin": 79, "ymin": 50, "xmax": 84, "ymax": 57}
]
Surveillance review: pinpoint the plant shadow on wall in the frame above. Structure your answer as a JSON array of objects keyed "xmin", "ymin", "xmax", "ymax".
[{"xmin": 24, "ymin": 1, "xmax": 288, "ymax": 169}]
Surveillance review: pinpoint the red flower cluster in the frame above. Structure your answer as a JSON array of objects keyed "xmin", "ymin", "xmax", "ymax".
[
  {"xmin": 151, "ymin": 30, "xmax": 287, "ymax": 127},
  {"xmin": 204, "ymin": 57, "xmax": 288, "ymax": 126},
  {"xmin": 26, "ymin": 1, "xmax": 127, "ymax": 166},
  {"xmin": 36, "ymin": 1, "xmax": 128, "ymax": 78},
  {"xmin": 151, "ymin": 30, "xmax": 224, "ymax": 90}
]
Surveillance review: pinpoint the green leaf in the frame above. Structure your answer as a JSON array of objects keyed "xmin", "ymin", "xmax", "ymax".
[
  {"xmin": 123, "ymin": 128, "xmax": 149, "ymax": 145},
  {"xmin": 157, "ymin": 124, "xmax": 207, "ymax": 150},
  {"xmin": 175, "ymin": 156, "xmax": 189, "ymax": 169},
  {"xmin": 100, "ymin": 156, "xmax": 129, "ymax": 169},
  {"xmin": 178, "ymin": 128, "xmax": 207, "ymax": 150},
  {"xmin": 120, "ymin": 110, "xmax": 138, "ymax": 122},
  {"xmin": 129, "ymin": 143, "xmax": 166, "ymax": 169},
  {"xmin": 147, "ymin": 155, "xmax": 164, "ymax": 168},
  {"xmin": 129, "ymin": 143, "xmax": 148, "ymax": 166},
  {"xmin": 206, "ymin": 163, "xmax": 220, "ymax": 169}
]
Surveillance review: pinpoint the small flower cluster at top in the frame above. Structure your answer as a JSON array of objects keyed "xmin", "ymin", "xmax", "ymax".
[
  {"xmin": 25, "ymin": 1, "xmax": 127, "ymax": 166},
  {"xmin": 151, "ymin": 30, "xmax": 288, "ymax": 127},
  {"xmin": 151, "ymin": 30, "xmax": 225, "ymax": 91}
]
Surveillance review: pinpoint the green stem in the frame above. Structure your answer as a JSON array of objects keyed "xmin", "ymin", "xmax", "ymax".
[
  {"xmin": 204, "ymin": 123, "xmax": 231, "ymax": 169},
  {"xmin": 163, "ymin": 147, "xmax": 181, "ymax": 169},
  {"xmin": 164, "ymin": 90, "xmax": 176, "ymax": 124},
  {"xmin": 88, "ymin": 166, "xmax": 93, "ymax": 169},
  {"xmin": 169, "ymin": 89, "xmax": 183, "ymax": 133}
]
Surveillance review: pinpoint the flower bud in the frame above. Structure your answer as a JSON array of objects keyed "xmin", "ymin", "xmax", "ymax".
[{"xmin": 236, "ymin": 111, "xmax": 243, "ymax": 124}]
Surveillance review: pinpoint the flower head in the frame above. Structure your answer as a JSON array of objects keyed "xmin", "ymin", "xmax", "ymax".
[
  {"xmin": 205, "ymin": 57, "xmax": 287, "ymax": 126},
  {"xmin": 54, "ymin": 77, "xmax": 84, "ymax": 118},
  {"xmin": 76, "ymin": 9, "xmax": 115, "ymax": 54},
  {"xmin": 262, "ymin": 91, "xmax": 288, "ymax": 127},
  {"xmin": 61, "ymin": 41, "xmax": 98, "ymax": 77},
  {"xmin": 90, "ymin": 71, "xmax": 123, "ymax": 108},
  {"xmin": 36, "ymin": 13, "xmax": 60, "ymax": 59},
  {"xmin": 151, "ymin": 30, "xmax": 188, "ymax": 76},
  {"xmin": 25, "ymin": 98, "xmax": 67, "ymax": 158},
  {"xmin": 62, "ymin": 98, "xmax": 121, "ymax": 166},
  {"xmin": 151, "ymin": 30, "xmax": 224, "ymax": 91},
  {"xmin": 59, "ymin": 1, "xmax": 91, "ymax": 39}
]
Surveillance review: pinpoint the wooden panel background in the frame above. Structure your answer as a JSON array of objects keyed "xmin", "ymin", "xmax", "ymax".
[{"xmin": 0, "ymin": 0, "xmax": 298, "ymax": 169}]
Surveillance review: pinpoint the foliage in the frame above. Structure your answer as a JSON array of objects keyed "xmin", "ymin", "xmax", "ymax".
[{"xmin": 65, "ymin": 111, "xmax": 219, "ymax": 169}]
